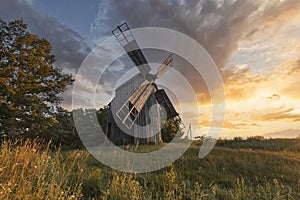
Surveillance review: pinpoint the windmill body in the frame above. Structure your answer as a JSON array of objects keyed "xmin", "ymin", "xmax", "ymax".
[{"xmin": 105, "ymin": 23, "xmax": 180, "ymax": 144}]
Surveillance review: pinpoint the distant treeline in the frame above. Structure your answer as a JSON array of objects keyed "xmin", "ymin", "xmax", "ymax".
[{"xmin": 216, "ymin": 136, "xmax": 300, "ymax": 152}]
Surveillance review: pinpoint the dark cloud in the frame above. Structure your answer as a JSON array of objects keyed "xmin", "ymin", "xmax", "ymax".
[
  {"xmin": 91, "ymin": 0, "xmax": 300, "ymax": 69},
  {"xmin": 0, "ymin": 0, "xmax": 93, "ymax": 107},
  {"xmin": 0, "ymin": 0, "xmax": 91, "ymax": 72},
  {"xmin": 91, "ymin": 0, "xmax": 252, "ymax": 68}
]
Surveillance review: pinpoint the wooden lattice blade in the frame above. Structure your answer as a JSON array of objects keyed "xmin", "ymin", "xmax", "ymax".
[{"xmin": 156, "ymin": 54, "xmax": 174, "ymax": 78}]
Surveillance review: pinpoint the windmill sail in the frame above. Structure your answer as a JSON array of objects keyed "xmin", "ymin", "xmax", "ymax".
[
  {"xmin": 116, "ymin": 82, "xmax": 156, "ymax": 129},
  {"xmin": 129, "ymin": 83, "xmax": 155, "ymax": 112},
  {"xmin": 112, "ymin": 23, "xmax": 151, "ymax": 76},
  {"xmin": 156, "ymin": 54, "xmax": 174, "ymax": 78},
  {"xmin": 112, "ymin": 23, "xmax": 180, "ymax": 135},
  {"xmin": 155, "ymin": 89, "xmax": 179, "ymax": 120}
]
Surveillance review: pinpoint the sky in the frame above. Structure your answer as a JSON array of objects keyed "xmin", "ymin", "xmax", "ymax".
[{"xmin": 0, "ymin": 0, "xmax": 300, "ymax": 138}]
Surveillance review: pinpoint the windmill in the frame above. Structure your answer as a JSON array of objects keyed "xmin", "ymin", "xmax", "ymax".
[{"xmin": 105, "ymin": 23, "xmax": 181, "ymax": 144}]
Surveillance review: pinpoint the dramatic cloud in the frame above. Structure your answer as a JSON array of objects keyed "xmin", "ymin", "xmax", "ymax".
[
  {"xmin": 0, "ymin": 0, "xmax": 93, "ymax": 108},
  {"xmin": 0, "ymin": 0, "xmax": 91, "ymax": 72},
  {"xmin": 88, "ymin": 0, "xmax": 300, "ymax": 138},
  {"xmin": 1, "ymin": 0, "xmax": 300, "ymax": 139},
  {"xmin": 222, "ymin": 64, "xmax": 266, "ymax": 101},
  {"xmin": 91, "ymin": 0, "xmax": 300, "ymax": 69},
  {"xmin": 89, "ymin": 0, "xmax": 300, "ymax": 106}
]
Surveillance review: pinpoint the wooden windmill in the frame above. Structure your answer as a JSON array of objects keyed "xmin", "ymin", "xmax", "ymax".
[{"xmin": 105, "ymin": 23, "xmax": 181, "ymax": 144}]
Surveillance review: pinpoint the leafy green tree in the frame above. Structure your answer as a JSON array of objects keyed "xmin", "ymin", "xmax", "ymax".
[
  {"xmin": 42, "ymin": 108, "xmax": 83, "ymax": 149},
  {"xmin": 161, "ymin": 119, "xmax": 182, "ymax": 143},
  {"xmin": 96, "ymin": 106, "xmax": 108, "ymax": 131},
  {"xmin": 0, "ymin": 19, "xmax": 73, "ymax": 138}
]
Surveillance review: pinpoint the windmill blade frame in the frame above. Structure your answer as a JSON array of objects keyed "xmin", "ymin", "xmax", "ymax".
[
  {"xmin": 116, "ymin": 82, "xmax": 156, "ymax": 129},
  {"xmin": 112, "ymin": 23, "xmax": 180, "ymax": 131},
  {"xmin": 112, "ymin": 23, "xmax": 151, "ymax": 76},
  {"xmin": 155, "ymin": 54, "xmax": 174, "ymax": 79}
]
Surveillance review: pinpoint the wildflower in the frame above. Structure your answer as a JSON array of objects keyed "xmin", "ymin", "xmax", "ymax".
[{"xmin": 273, "ymin": 178, "xmax": 279, "ymax": 185}]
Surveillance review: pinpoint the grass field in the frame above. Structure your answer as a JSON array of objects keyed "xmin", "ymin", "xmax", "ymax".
[{"xmin": 0, "ymin": 138, "xmax": 300, "ymax": 199}]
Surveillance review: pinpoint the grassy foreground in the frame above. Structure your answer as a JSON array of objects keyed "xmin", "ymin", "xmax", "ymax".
[{"xmin": 0, "ymin": 139, "xmax": 300, "ymax": 199}]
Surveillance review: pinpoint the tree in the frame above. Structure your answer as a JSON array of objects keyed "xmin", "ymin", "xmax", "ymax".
[
  {"xmin": 96, "ymin": 106, "xmax": 108, "ymax": 131},
  {"xmin": 73, "ymin": 108, "xmax": 107, "ymax": 147},
  {"xmin": 246, "ymin": 135, "xmax": 264, "ymax": 141},
  {"xmin": 0, "ymin": 19, "xmax": 73, "ymax": 138},
  {"xmin": 42, "ymin": 108, "xmax": 83, "ymax": 149},
  {"xmin": 233, "ymin": 136, "xmax": 244, "ymax": 141},
  {"xmin": 161, "ymin": 119, "xmax": 182, "ymax": 143}
]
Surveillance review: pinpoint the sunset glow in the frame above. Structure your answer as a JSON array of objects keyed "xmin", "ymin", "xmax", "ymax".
[{"xmin": 1, "ymin": 0, "xmax": 300, "ymax": 138}]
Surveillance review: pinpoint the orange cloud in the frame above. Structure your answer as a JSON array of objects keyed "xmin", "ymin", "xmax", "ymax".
[
  {"xmin": 282, "ymin": 79, "xmax": 300, "ymax": 99},
  {"xmin": 251, "ymin": 123, "xmax": 262, "ymax": 127},
  {"xmin": 266, "ymin": 93, "xmax": 280, "ymax": 102},
  {"xmin": 222, "ymin": 65, "xmax": 266, "ymax": 101},
  {"xmin": 269, "ymin": 58, "xmax": 300, "ymax": 80},
  {"xmin": 249, "ymin": 0, "xmax": 300, "ymax": 36},
  {"xmin": 196, "ymin": 92, "xmax": 212, "ymax": 105},
  {"xmin": 186, "ymin": 64, "xmax": 268, "ymax": 104},
  {"xmin": 278, "ymin": 59, "xmax": 300, "ymax": 99},
  {"xmin": 253, "ymin": 107, "xmax": 300, "ymax": 121},
  {"xmin": 198, "ymin": 119, "xmax": 261, "ymax": 130},
  {"xmin": 264, "ymin": 129, "xmax": 300, "ymax": 138}
]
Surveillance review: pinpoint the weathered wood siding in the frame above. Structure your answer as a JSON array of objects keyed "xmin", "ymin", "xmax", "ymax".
[{"xmin": 106, "ymin": 74, "xmax": 162, "ymax": 144}]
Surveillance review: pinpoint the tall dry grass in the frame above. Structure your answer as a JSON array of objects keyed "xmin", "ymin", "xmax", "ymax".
[
  {"xmin": 0, "ymin": 139, "xmax": 87, "ymax": 199},
  {"xmin": 0, "ymin": 139, "xmax": 299, "ymax": 199}
]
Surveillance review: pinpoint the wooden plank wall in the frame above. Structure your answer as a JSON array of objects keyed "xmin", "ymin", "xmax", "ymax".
[{"xmin": 106, "ymin": 74, "xmax": 162, "ymax": 144}]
